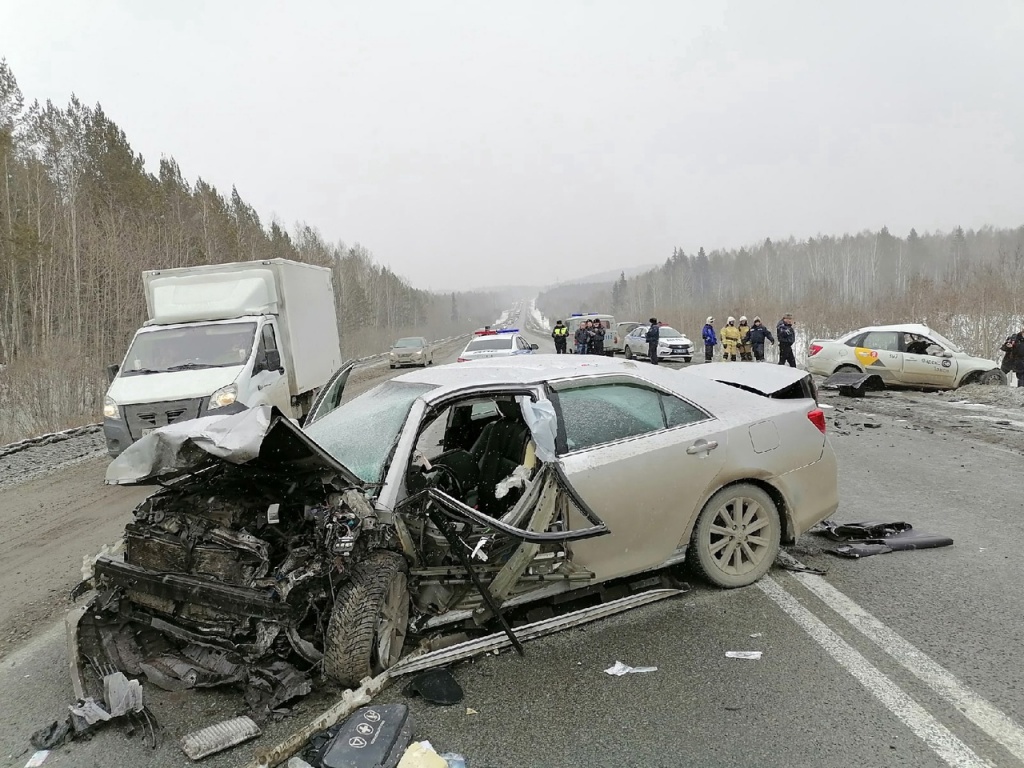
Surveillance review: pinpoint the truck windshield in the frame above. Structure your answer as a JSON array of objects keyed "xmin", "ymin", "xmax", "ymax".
[
  {"xmin": 305, "ymin": 381, "xmax": 436, "ymax": 483},
  {"xmin": 121, "ymin": 322, "xmax": 257, "ymax": 375}
]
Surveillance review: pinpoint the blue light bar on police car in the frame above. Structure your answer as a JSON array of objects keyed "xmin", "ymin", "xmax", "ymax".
[
  {"xmin": 497, "ymin": 328, "xmax": 519, "ymax": 333},
  {"xmin": 570, "ymin": 313, "xmax": 583, "ymax": 317}
]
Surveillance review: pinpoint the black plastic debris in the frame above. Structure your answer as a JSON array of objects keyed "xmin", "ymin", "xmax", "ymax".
[
  {"xmin": 402, "ymin": 668, "xmax": 464, "ymax": 706},
  {"xmin": 301, "ymin": 704, "xmax": 413, "ymax": 768},
  {"xmin": 822, "ymin": 371, "xmax": 885, "ymax": 398},
  {"xmin": 812, "ymin": 520, "xmax": 953, "ymax": 559}
]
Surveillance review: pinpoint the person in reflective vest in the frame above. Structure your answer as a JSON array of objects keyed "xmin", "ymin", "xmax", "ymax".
[{"xmin": 551, "ymin": 320, "xmax": 568, "ymax": 354}]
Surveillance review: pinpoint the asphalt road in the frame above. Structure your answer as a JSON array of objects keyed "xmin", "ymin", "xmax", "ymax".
[{"xmin": 2, "ymin": 313, "xmax": 1024, "ymax": 768}]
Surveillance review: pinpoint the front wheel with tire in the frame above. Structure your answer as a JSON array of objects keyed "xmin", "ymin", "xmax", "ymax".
[
  {"xmin": 323, "ymin": 551, "xmax": 410, "ymax": 687},
  {"xmin": 976, "ymin": 369, "xmax": 1007, "ymax": 386},
  {"xmin": 624, "ymin": 346, "xmax": 633, "ymax": 360},
  {"xmin": 688, "ymin": 484, "xmax": 780, "ymax": 588}
]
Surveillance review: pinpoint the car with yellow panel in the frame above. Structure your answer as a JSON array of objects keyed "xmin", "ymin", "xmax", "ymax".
[{"xmin": 806, "ymin": 323, "xmax": 1006, "ymax": 389}]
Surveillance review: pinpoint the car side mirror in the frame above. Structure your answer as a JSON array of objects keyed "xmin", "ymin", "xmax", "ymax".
[
  {"xmin": 531, "ymin": 343, "xmax": 539, "ymax": 350},
  {"xmin": 106, "ymin": 363, "xmax": 120, "ymax": 383},
  {"xmin": 266, "ymin": 349, "xmax": 283, "ymax": 372},
  {"xmin": 941, "ymin": 350, "xmax": 953, "ymax": 358}
]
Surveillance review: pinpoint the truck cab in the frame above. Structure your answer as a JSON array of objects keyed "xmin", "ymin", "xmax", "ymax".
[{"xmin": 103, "ymin": 259, "xmax": 341, "ymax": 456}]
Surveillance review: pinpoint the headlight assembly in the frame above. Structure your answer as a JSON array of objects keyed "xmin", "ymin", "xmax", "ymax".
[{"xmin": 209, "ymin": 383, "xmax": 238, "ymax": 410}]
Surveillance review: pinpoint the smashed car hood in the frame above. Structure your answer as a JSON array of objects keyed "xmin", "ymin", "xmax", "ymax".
[
  {"xmin": 683, "ymin": 362, "xmax": 808, "ymax": 396},
  {"xmin": 105, "ymin": 404, "xmax": 363, "ymax": 487}
]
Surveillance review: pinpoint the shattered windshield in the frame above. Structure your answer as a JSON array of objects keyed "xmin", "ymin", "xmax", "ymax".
[
  {"xmin": 121, "ymin": 322, "xmax": 257, "ymax": 375},
  {"xmin": 304, "ymin": 380, "xmax": 436, "ymax": 483}
]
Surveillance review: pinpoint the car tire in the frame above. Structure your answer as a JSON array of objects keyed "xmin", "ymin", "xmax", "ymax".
[
  {"xmin": 323, "ymin": 551, "xmax": 410, "ymax": 687},
  {"xmin": 976, "ymin": 369, "xmax": 1007, "ymax": 386},
  {"xmin": 688, "ymin": 484, "xmax": 781, "ymax": 589},
  {"xmin": 624, "ymin": 346, "xmax": 633, "ymax": 359}
]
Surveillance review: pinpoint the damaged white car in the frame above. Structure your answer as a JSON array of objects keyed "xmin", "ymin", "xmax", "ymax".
[{"xmin": 72, "ymin": 355, "xmax": 838, "ymax": 710}]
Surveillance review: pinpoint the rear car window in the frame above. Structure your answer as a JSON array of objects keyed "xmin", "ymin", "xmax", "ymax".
[
  {"xmin": 556, "ymin": 384, "xmax": 708, "ymax": 452},
  {"xmin": 466, "ymin": 338, "xmax": 513, "ymax": 351}
]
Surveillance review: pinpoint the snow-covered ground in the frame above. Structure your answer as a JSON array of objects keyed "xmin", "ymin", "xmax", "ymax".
[{"xmin": 528, "ymin": 299, "xmax": 550, "ymax": 332}]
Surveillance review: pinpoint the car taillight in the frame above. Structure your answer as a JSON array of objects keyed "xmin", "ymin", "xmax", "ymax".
[
  {"xmin": 457, "ymin": 357, "xmax": 467, "ymax": 363},
  {"xmin": 809, "ymin": 344, "xmax": 823, "ymax": 357},
  {"xmin": 614, "ymin": 335, "xmax": 619, "ymax": 344},
  {"xmin": 807, "ymin": 408, "xmax": 826, "ymax": 434}
]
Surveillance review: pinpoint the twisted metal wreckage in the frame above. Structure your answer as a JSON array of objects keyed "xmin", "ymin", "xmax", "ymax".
[{"xmin": 55, "ymin": 404, "xmax": 677, "ymax": 754}]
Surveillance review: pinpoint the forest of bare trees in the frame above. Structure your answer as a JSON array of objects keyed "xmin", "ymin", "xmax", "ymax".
[
  {"xmin": 0, "ymin": 60, "xmax": 503, "ymax": 442},
  {"xmin": 539, "ymin": 225, "xmax": 1024, "ymax": 360}
]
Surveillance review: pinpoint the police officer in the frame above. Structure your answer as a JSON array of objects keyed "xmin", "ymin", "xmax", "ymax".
[
  {"xmin": 1002, "ymin": 325, "xmax": 1024, "ymax": 386},
  {"xmin": 645, "ymin": 318, "xmax": 660, "ymax": 364},
  {"xmin": 776, "ymin": 314, "xmax": 797, "ymax": 367},
  {"xmin": 552, "ymin": 320, "xmax": 568, "ymax": 354},
  {"xmin": 590, "ymin": 320, "xmax": 606, "ymax": 355},
  {"xmin": 743, "ymin": 317, "xmax": 775, "ymax": 361}
]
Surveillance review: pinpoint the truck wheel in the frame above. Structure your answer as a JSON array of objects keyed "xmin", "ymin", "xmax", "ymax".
[
  {"xmin": 624, "ymin": 346, "xmax": 633, "ymax": 360},
  {"xmin": 323, "ymin": 551, "xmax": 409, "ymax": 687},
  {"xmin": 688, "ymin": 484, "xmax": 780, "ymax": 589},
  {"xmin": 976, "ymin": 369, "xmax": 1007, "ymax": 386}
]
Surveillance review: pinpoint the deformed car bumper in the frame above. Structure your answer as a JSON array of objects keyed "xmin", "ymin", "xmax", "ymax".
[{"xmin": 773, "ymin": 444, "xmax": 839, "ymax": 539}]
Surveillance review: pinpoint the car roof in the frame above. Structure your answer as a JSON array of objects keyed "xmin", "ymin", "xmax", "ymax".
[
  {"xmin": 389, "ymin": 354, "xmax": 738, "ymax": 405},
  {"xmin": 846, "ymin": 323, "xmax": 935, "ymax": 336}
]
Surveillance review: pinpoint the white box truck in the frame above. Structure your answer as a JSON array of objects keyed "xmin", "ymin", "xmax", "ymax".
[{"xmin": 102, "ymin": 259, "xmax": 342, "ymax": 456}]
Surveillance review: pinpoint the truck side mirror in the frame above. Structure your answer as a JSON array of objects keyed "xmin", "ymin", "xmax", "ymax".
[
  {"xmin": 106, "ymin": 363, "xmax": 120, "ymax": 384},
  {"xmin": 266, "ymin": 349, "xmax": 283, "ymax": 372}
]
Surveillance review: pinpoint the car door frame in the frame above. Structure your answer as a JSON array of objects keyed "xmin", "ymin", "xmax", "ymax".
[
  {"xmin": 248, "ymin": 321, "xmax": 292, "ymax": 413},
  {"xmin": 545, "ymin": 373, "xmax": 729, "ymax": 582},
  {"xmin": 899, "ymin": 332, "xmax": 958, "ymax": 386},
  {"xmin": 304, "ymin": 359, "xmax": 356, "ymax": 426}
]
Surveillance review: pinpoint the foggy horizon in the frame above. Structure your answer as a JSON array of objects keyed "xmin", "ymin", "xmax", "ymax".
[{"xmin": 3, "ymin": 0, "xmax": 1022, "ymax": 292}]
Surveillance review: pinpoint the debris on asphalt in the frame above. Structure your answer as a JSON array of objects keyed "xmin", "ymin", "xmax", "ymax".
[
  {"xmin": 725, "ymin": 651, "xmax": 763, "ymax": 660},
  {"xmin": 301, "ymin": 704, "xmax": 413, "ymax": 768},
  {"xmin": 440, "ymin": 753, "xmax": 468, "ymax": 768},
  {"xmin": 23, "ymin": 751, "xmax": 49, "ymax": 768},
  {"xmin": 398, "ymin": 741, "xmax": 448, "ymax": 768},
  {"xmin": 749, "ymin": 633, "xmax": 763, "ymax": 638},
  {"xmin": 181, "ymin": 716, "xmax": 262, "ymax": 761},
  {"xmin": 402, "ymin": 668, "xmax": 464, "ymax": 705},
  {"xmin": 465, "ymin": 708, "xmax": 479, "ymax": 715},
  {"xmin": 30, "ymin": 670, "xmax": 157, "ymax": 752},
  {"xmin": 822, "ymin": 370, "xmax": 885, "ymax": 398},
  {"xmin": 604, "ymin": 661, "xmax": 658, "ymax": 676},
  {"xmin": 812, "ymin": 519, "xmax": 954, "ymax": 559}
]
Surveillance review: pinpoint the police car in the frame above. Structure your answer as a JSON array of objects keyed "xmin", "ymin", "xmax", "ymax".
[{"xmin": 457, "ymin": 328, "xmax": 538, "ymax": 362}]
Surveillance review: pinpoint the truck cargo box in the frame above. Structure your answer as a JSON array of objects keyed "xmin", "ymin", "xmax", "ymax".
[{"xmin": 142, "ymin": 259, "xmax": 341, "ymax": 395}]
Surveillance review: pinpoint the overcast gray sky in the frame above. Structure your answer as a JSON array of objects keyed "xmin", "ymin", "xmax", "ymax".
[{"xmin": 2, "ymin": 1, "xmax": 1022, "ymax": 290}]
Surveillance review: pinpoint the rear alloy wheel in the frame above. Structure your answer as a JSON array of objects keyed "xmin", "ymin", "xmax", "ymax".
[
  {"xmin": 624, "ymin": 346, "xmax": 633, "ymax": 360},
  {"xmin": 688, "ymin": 484, "xmax": 780, "ymax": 588},
  {"xmin": 977, "ymin": 369, "xmax": 1007, "ymax": 386},
  {"xmin": 323, "ymin": 551, "xmax": 410, "ymax": 687}
]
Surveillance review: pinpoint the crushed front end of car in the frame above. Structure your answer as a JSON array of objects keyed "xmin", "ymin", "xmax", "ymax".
[{"xmin": 73, "ymin": 406, "xmax": 396, "ymax": 716}]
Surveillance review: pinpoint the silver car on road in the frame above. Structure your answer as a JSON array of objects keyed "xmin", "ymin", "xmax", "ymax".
[{"xmin": 81, "ymin": 356, "xmax": 838, "ymax": 701}]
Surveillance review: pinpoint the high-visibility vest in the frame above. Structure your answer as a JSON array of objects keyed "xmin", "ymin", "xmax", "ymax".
[{"xmin": 553, "ymin": 326, "xmax": 567, "ymax": 336}]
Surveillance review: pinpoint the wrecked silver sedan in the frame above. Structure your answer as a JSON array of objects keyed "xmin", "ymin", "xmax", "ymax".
[{"xmin": 73, "ymin": 355, "xmax": 838, "ymax": 709}]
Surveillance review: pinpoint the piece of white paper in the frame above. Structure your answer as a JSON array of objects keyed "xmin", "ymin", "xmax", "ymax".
[
  {"xmin": 725, "ymin": 651, "xmax": 763, "ymax": 660},
  {"xmin": 604, "ymin": 660, "xmax": 658, "ymax": 676},
  {"xmin": 24, "ymin": 751, "xmax": 50, "ymax": 768}
]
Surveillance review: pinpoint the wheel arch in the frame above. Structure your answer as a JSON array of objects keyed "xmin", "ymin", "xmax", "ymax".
[
  {"xmin": 681, "ymin": 476, "xmax": 794, "ymax": 549},
  {"xmin": 833, "ymin": 362, "xmax": 863, "ymax": 375}
]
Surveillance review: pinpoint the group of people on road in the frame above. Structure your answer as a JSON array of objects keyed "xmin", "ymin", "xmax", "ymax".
[
  {"xmin": 1000, "ymin": 325, "xmax": 1024, "ymax": 387},
  {"xmin": 550, "ymin": 319, "xmax": 606, "ymax": 355},
  {"xmin": 702, "ymin": 314, "xmax": 797, "ymax": 367}
]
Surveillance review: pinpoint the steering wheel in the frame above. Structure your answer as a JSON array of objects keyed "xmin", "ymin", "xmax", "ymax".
[{"xmin": 425, "ymin": 462, "xmax": 463, "ymax": 499}]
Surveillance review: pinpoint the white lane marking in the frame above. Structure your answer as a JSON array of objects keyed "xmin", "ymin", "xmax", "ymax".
[
  {"xmin": 790, "ymin": 569, "xmax": 1024, "ymax": 764},
  {"xmin": 758, "ymin": 578, "xmax": 992, "ymax": 768}
]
